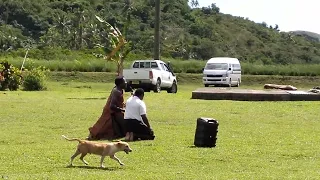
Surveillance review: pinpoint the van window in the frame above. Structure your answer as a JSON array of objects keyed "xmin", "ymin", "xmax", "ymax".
[
  {"xmin": 232, "ymin": 64, "xmax": 241, "ymax": 71},
  {"xmin": 205, "ymin": 63, "xmax": 228, "ymax": 70}
]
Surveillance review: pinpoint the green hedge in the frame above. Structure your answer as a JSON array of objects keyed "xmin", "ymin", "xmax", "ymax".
[{"xmin": 2, "ymin": 56, "xmax": 320, "ymax": 76}]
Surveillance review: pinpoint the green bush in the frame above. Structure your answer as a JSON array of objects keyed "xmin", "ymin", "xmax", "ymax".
[
  {"xmin": 0, "ymin": 61, "xmax": 23, "ymax": 91},
  {"xmin": 3, "ymin": 56, "xmax": 320, "ymax": 76},
  {"xmin": 22, "ymin": 66, "xmax": 49, "ymax": 91}
]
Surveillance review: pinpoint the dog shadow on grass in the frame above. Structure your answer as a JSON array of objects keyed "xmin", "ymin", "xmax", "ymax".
[
  {"xmin": 188, "ymin": 145, "xmax": 216, "ymax": 149},
  {"xmin": 66, "ymin": 165, "xmax": 122, "ymax": 171}
]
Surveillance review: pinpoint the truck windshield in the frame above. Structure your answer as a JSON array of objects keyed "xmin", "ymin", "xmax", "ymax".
[{"xmin": 205, "ymin": 63, "xmax": 228, "ymax": 70}]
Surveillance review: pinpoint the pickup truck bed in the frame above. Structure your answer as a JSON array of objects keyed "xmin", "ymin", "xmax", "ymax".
[{"xmin": 123, "ymin": 60, "xmax": 178, "ymax": 93}]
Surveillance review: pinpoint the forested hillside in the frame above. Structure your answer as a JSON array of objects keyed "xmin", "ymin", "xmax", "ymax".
[
  {"xmin": 1, "ymin": 0, "xmax": 320, "ymax": 64},
  {"xmin": 291, "ymin": 31, "xmax": 320, "ymax": 43}
]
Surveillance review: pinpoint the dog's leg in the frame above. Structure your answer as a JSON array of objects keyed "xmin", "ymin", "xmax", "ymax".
[
  {"xmin": 100, "ymin": 155, "xmax": 106, "ymax": 168},
  {"xmin": 70, "ymin": 150, "xmax": 81, "ymax": 166},
  {"xmin": 110, "ymin": 155, "xmax": 124, "ymax": 166},
  {"xmin": 80, "ymin": 153, "xmax": 89, "ymax": 165}
]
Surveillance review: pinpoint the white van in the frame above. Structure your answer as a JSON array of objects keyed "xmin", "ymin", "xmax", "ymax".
[{"xmin": 202, "ymin": 57, "xmax": 241, "ymax": 87}]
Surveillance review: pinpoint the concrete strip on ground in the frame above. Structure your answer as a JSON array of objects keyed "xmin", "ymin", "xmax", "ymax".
[{"xmin": 191, "ymin": 88, "xmax": 320, "ymax": 101}]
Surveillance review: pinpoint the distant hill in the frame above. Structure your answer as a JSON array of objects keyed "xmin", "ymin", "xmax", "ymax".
[
  {"xmin": 290, "ymin": 31, "xmax": 320, "ymax": 42},
  {"xmin": 0, "ymin": 0, "xmax": 320, "ymax": 64}
]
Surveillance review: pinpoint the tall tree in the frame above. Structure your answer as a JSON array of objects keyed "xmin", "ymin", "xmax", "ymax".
[
  {"xmin": 190, "ymin": 0, "xmax": 199, "ymax": 8},
  {"xmin": 154, "ymin": 0, "xmax": 160, "ymax": 60}
]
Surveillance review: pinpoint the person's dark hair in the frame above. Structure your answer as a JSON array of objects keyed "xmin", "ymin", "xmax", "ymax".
[
  {"xmin": 134, "ymin": 88, "xmax": 144, "ymax": 97},
  {"xmin": 115, "ymin": 76, "xmax": 124, "ymax": 86}
]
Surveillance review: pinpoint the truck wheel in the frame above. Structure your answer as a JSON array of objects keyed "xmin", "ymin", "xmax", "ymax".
[
  {"xmin": 153, "ymin": 79, "xmax": 161, "ymax": 93},
  {"xmin": 125, "ymin": 85, "xmax": 133, "ymax": 92},
  {"xmin": 205, "ymin": 84, "xmax": 209, "ymax": 87},
  {"xmin": 228, "ymin": 78, "xmax": 232, "ymax": 87},
  {"xmin": 236, "ymin": 79, "xmax": 240, "ymax": 87},
  {"xmin": 167, "ymin": 81, "xmax": 177, "ymax": 93}
]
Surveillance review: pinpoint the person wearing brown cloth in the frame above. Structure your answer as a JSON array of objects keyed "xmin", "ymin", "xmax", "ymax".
[{"xmin": 87, "ymin": 76, "xmax": 127, "ymax": 140}]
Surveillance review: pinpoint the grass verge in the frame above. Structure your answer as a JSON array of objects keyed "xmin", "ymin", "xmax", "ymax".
[{"xmin": 48, "ymin": 71, "xmax": 320, "ymax": 89}]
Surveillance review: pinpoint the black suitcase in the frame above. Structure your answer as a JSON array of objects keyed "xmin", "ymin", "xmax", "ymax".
[{"xmin": 194, "ymin": 117, "xmax": 219, "ymax": 147}]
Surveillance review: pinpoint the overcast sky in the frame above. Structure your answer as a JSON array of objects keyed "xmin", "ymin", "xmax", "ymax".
[{"xmin": 196, "ymin": 0, "xmax": 320, "ymax": 34}]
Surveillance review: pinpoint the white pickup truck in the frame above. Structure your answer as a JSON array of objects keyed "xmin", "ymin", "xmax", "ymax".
[{"xmin": 123, "ymin": 60, "xmax": 178, "ymax": 93}]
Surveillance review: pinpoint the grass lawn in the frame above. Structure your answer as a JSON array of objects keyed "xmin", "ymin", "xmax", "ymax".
[{"xmin": 1, "ymin": 80, "xmax": 320, "ymax": 179}]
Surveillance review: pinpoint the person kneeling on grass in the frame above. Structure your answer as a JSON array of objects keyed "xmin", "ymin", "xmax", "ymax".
[{"xmin": 124, "ymin": 88, "xmax": 155, "ymax": 141}]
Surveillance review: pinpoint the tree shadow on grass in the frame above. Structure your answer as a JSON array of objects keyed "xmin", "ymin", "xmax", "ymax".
[
  {"xmin": 66, "ymin": 97, "xmax": 106, "ymax": 100},
  {"xmin": 65, "ymin": 165, "xmax": 122, "ymax": 171}
]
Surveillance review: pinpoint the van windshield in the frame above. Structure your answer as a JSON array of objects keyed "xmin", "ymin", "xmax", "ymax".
[{"xmin": 205, "ymin": 63, "xmax": 228, "ymax": 70}]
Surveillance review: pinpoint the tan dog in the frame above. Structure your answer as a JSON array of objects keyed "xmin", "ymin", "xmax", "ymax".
[{"xmin": 62, "ymin": 135, "xmax": 132, "ymax": 168}]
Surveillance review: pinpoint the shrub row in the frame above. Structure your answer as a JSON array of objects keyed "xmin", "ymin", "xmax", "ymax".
[
  {"xmin": 0, "ymin": 60, "xmax": 48, "ymax": 91},
  {"xmin": 3, "ymin": 57, "xmax": 320, "ymax": 76}
]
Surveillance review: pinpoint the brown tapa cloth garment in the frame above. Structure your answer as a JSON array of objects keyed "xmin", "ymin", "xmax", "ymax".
[{"xmin": 88, "ymin": 87, "xmax": 126, "ymax": 140}]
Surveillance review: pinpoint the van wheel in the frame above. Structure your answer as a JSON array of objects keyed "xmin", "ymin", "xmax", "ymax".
[
  {"xmin": 228, "ymin": 78, "xmax": 232, "ymax": 87},
  {"xmin": 167, "ymin": 81, "xmax": 177, "ymax": 93},
  {"xmin": 153, "ymin": 79, "xmax": 161, "ymax": 93},
  {"xmin": 205, "ymin": 84, "xmax": 209, "ymax": 87},
  {"xmin": 236, "ymin": 79, "xmax": 240, "ymax": 87}
]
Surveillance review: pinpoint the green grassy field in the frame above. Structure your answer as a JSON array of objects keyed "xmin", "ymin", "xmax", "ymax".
[{"xmin": 1, "ymin": 79, "xmax": 320, "ymax": 179}]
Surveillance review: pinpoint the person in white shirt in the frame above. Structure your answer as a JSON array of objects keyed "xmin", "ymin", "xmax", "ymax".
[{"xmin": 124, "ymin": 88, "xmax": 155, "ymax": 141}]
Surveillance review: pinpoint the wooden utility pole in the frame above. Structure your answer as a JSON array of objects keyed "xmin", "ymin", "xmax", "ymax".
[{"xmin": 154, "ymin": 0, "xmax": 160, "ymax": 60}]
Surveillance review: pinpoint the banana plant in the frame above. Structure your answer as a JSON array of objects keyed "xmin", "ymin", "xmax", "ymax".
[{"xmin": 95, "ymin": 15, "xmax": 131, "ymax": 76}]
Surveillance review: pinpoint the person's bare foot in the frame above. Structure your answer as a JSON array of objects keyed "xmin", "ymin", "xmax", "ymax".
[
  {"xmin": 124, "ymin": 132, "xmax": 131, "ymax": 141},
  {"xmin": 86, "ymin": 133, "xmax": 93, "ymax": 140},
  {"xmin": 129, "ymin": 132, "xmax": 134, "ymax": 141}
]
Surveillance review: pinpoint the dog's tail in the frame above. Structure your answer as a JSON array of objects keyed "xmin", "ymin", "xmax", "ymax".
[{"xmin": 62, "ymin": 135, "xmax": 82, "ymax": 143}]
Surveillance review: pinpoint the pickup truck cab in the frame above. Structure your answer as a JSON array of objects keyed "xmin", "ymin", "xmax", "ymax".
[{"xmin": 123, "ymin": 60, "xmax": 177, "ymax": 93}]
